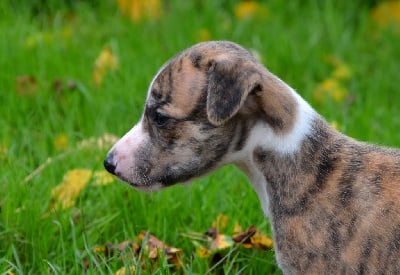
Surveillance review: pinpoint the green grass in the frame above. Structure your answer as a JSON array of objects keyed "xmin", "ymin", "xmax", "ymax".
[{"xmin": 1, "ymin": 0, "xmax": 400, "ymax": 273}]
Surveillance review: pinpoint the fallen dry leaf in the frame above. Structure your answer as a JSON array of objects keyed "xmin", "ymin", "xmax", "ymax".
[
  {"xmin": 50, "ymin": 169, "xmax": 92, "ymax": 210},
  {"xmin": 93, "ymin": 46, "xmax": 118, "ymax": 86},
  {"xmin": 371, "ymin": 0, "xmax": 400, "ymax": 32},
  {"xmin": 233, "ymin": 221, "xmax": 243, "ymax": 235},
  {"xmin": 212, "ymin": 213, "xmax": 229, "ymax": 231},
  {"xmin": 232, "ymin": 225, "xmax": 257, "ymax": 244},
  {"xmin": 138, "ymin": 230, "xmax": 182, "ymax": 262},
  {"xmin": 15, "ymin": 75, "xmax": 38, "ymax": 96},
  {"xmin": 117, "ymin": 0, "xmax": 161, "ymax": 22},
  {"xmin": 249, "ymin": 228, "xmax": 274, "ymax": 249},
  {"xmin": 210, "ymin": 232, "xmax": 234, "ymax": 252},
  {"xmin": 184, "ymin": 216, "xmax": 273, "ymax": 263},
  {"xmin": 233, "ymin": 225, "xmax": 273, "ymax": 250},
  {"xmin": 88, "ymin": 231, "xmax": 182, "ymax": 272},
  {"xmin": 114, "ymin": 266, "xmax": 136, "ymax": 275},
  {"xmin": 234, "ymin": 1, "xmax": 268, "ymax": 20}
]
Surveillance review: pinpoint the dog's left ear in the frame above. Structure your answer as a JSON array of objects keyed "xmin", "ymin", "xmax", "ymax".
[{"xmin": 206, "ymin": 59, "xmax": 262, "ymax": 126}]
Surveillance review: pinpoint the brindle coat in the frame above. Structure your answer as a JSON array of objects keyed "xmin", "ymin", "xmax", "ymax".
[{"xmin": 105, "ymin": 41, "xmax": 400, "ymax": 274}]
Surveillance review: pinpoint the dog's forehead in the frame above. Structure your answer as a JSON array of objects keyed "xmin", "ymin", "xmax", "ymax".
[
  {"xmin": 145, "ymin": 41, "xmax": 256, "ymax": 118},
  {"xmin": 147, "ymin": 53, "xmax": 207, "ymax": 119}
]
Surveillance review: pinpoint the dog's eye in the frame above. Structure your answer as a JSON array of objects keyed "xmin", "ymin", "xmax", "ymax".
[{"xmin": 154, "ymin": 111, "xmax": 170, "ymax": 127}]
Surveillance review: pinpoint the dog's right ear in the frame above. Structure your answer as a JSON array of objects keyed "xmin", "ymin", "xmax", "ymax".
[{"xmin": 206, "ymin": 59, "xmax": 262, "ymax": 126}]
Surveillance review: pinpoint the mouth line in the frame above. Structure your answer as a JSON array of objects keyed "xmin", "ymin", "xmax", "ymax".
[{"xmin": 114, "ymin": 169, "xmax": 179, "ymax": 190}]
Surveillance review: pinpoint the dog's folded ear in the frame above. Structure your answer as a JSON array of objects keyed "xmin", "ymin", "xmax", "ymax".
[{"xmin": 206, "ymin": 59, "xmax": 262, "ymax": 126}]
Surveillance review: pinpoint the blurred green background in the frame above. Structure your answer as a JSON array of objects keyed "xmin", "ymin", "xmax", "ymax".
[{"xmin": 1, "ymin": 0, "xmax": 400, "ymax": 273}]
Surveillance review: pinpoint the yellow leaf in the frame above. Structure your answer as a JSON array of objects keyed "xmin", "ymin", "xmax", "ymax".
[
  {"xmin": 371, "ymin": 0, "xmax": 400, "ymax": 31},
  {"xmin": 313, "ymin": 78, "xmax": 348, "ymax": 104},
  {"xmin": 118, "ymin": 0, "xmax": 161, "ymax": 22},
  {"xmin": 92, "ymin": 246, "xmax": 106, "ymax": 253},
  {"xmin": 138, "ymin": 230, "xmax": 182, "ymax": 261},
  {"xmin": 324, "ymin": 55, "xmax": 352, "ymax": 80},
  {"xmin": 332, "ymin": 63, "xmax": 352, "ymax": 80},
  {"xmin": 250, "ymin": 229, "xmax": 273, "ymax": 250},
  {"xmin": 212, "ymin": 213, "xmax": 229, "ymax": 231},
  {"xmin": 233, "ymin": 221, "xmax": 243, "ymax": 235},
  {"xmin": 93, "ymin": 170, "xmax": 116, "ymax": 186},
  {"xmin": 234, "ymin": 1, "xmax": 268, "ymax": 20},
  {"xmin": 114, "ymin": 266, "xmax": 136, "ymax": 275},
  {"xmin": 93, "ymin": 47, "xmax": 118, "ymax": 86},
  {"xmin": 54, "ymin": 134, "xmax": 69, "ymax": 152},
  {"xmin": 196, "ymin": 246, "xmax": 212, "ymax": 258},
  {"xmin": 50, "ymin": 169, "xmax": 92, "ymax": 210},
  {"xmin": 331, "ymin": 86, "xmax": 348, "ymax": 102},
  {"xmin": 232, "ymin": 225, "xmax": 273, "ymax": 250},
  {"xmin": 210, "ymin": 234, "xmax": 234, "ymax": 251}
]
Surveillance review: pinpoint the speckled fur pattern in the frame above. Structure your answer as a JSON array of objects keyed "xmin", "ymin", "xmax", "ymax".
[{"xmin": 105, "ymin": 41, "xmax": 400, "ymax": 274}]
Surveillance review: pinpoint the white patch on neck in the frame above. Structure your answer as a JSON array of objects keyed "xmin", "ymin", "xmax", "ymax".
[
  {"xmin": 225, "ymin": 86, "xmax": 316, "ymax": 216},
  {"xmin": 228, "ymin": 87, "xmax": 316, "ymax": 160},
  {"xmin": 261, "ymin": 88, "xmax": 315, "ymax": 154}
]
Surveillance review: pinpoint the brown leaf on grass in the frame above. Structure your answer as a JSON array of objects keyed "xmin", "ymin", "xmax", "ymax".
[
  {"xmin": 233, "ymin": 225, "xmax": 273, "ymax": 250},
  {"xmin": 232, "ymin": 225, "xmax": 257, "ymax": 243},
  {"xmin": 138, "ymin": 230, "xmax": 182, "ymax": 264},
  {"xmin": 15, "ymin": 75, "xmax": 38, "ymax": 96},
  {"xmin": 185, "ymin": 216, "xmax": 273, "ymax": 262},
  {"xmin": 88, "ymin": 231, "xmax": 182, "ymax": 272}
]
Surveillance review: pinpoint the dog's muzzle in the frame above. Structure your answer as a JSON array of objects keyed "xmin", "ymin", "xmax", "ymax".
[{"xmin": 104, "ymin": 152, "xmax": 117, "ymax": 175}]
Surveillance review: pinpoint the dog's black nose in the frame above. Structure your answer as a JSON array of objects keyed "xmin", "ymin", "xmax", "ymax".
[{"xmin": 104, "ymin": 153, "xmax": 116, "ymax": 175}]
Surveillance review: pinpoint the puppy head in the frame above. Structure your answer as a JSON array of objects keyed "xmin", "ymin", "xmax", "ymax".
[{"xmin": 104, "ymin": 41, "xmax": 267, "ymax": 191}]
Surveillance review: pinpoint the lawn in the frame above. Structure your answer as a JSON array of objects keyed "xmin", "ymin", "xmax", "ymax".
[{"xmin": 1, "ymin": 0, "xmax": 400, "ymax": 273}]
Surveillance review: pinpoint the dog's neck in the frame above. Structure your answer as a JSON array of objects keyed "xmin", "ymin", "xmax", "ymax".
[{"xmin": 227, "ymin": 77, "xmax": 342, "ymax": 217}]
